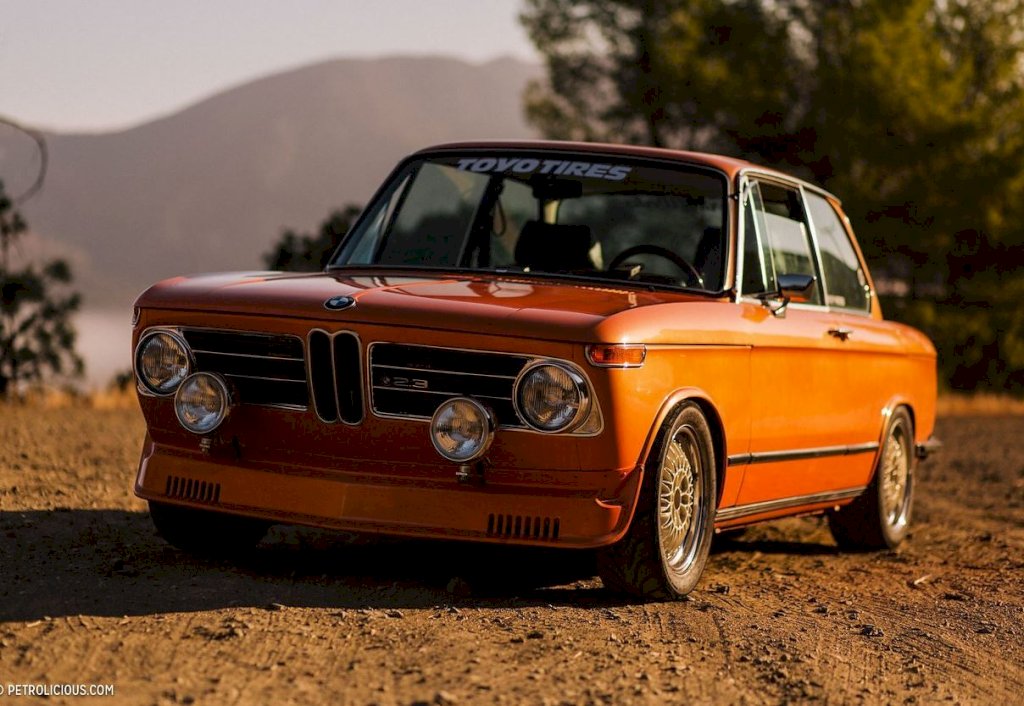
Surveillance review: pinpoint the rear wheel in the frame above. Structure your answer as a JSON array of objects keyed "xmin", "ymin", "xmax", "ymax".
[
  {"xmin": 828, "ymin": 407, "xmax": 915, "ymax": 549},
  {"xmin": 598, "ymin": 403, "xmax": 716, "ymax": 600},
  {"xmin": 149, "ymin": 501, "xmax": 270, "ymax": 557}
]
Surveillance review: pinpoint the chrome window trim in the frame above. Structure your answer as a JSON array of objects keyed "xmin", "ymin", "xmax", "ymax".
[
  {"xmin": 736, "ymin": 170, "xmax": 874, "ymax": 317},
  {"xmin": 737, "ymin": 167, "xmax": 841, "ymax": 204},
  {"xmin": 716, "ymin": 486, "xmax": 867, "ymax": 522},
  {"xmin": 802, "ymin": 190, "xmax": 874, "ymax": 316},
  {"xmin": 736, "ymin": 295, "xmax": 832, "ymax": 313},
  {"xmin": 135, "ymin": 326, "xmax": 309, "ymax": 412},
  {"xmin": 366, "ymin": 341, "xmax": 604, "ymax": 437},
  {"xmin": 727, "ymin": 441, "xmax": 879, "ymax": 466},
  {"xmin": 336, "ymin": 147, "xmax": 735, "ymax": 297},
  {"xmin": 798, "ymin": 183, "xmax": 832, "ymax": 310},
  {"xmin": 736, "ymin": 179, "xmax": 775, "ymax": 301},
  {"xmin": 306, "ymin": 328, "xmax": 365, "ymax": 426}
]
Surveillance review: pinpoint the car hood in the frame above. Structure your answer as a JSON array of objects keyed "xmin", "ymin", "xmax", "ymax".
[{"xmin": 136, "ymin": 270, "xmax": 723, "ymax": 342}]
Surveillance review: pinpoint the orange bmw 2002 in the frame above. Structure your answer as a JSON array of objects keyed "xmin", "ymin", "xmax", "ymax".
[{"xmin": 132, "ymin": 141, "xmax": 939, "ymax": 599}]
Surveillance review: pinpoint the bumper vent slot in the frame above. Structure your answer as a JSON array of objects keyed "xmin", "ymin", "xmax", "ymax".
[
  {"xmin": 181, "ymin": 328, "xmax": 307, "ymax": 409},
  {"xmin": 487, "ymin": 513, "xmax": 560, "ymax": 541},
  {"xmin": 165, "ymin": 475, "xmax": 221, "ymax": 504},
  {"xmin": 307, "ymin": 330, "xmax": 364, "ymax": 424},
  {"xmin": 369, "ymin": 343, "xmax": 529, "ymax": 427}
]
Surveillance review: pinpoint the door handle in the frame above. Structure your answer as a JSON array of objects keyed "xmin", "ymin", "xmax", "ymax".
[{"xmin": 828, "ymin": 327, "xmax": 853, "ymax": 341}]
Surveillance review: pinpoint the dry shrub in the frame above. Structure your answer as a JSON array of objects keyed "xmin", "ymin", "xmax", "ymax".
[
  {"xmin": 3, "ymin": 385, "xmax": 139, "ymax": 410},
  {"xmin": 937, "ymin": 393, "xmax": 1024, "ymax": 417}
]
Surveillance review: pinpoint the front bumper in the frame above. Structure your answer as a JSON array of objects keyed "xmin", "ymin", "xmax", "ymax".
[{"xmin": 134, "ymin": 436, "xmax": 642, "ymax": 548}]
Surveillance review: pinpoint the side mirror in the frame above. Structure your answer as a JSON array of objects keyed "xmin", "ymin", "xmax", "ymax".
[
  {"xmin": 758, "ymin": 273, "xmax": 816, "ymax": 317},
  {"xmin": 778, "ymin": 273, "xmax": 816, "ymax": 303}
]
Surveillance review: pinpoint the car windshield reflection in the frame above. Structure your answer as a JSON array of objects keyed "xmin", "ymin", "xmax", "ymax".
[{"xmin": 331, "ymin": 153, "xmax": 728, "ymax": 293}]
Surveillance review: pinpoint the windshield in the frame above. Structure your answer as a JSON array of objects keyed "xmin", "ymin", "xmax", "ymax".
[{"xmin": 332, "ymin": 152, "xmax": 728, "ymax": 292}]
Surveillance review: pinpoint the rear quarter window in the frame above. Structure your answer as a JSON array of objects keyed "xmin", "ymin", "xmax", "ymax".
[{"xmin": 806, "ymin": 192, "xmax": 870, "ymax": 311}]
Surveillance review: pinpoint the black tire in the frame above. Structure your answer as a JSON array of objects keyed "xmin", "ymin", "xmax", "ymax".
[
  {"xmin": 828, "ymin": 407, "xmax": 915, "ymax": 549},
  {"xmin": 597, "ymin": 403, "xmax": 716, "ymax": 600},
  {"xmin": 149, "ymin": 501, "xmax": 270, "ymax": 557}
]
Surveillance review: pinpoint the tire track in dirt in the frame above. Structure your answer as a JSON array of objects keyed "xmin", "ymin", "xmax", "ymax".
[{"xmin": 2, "ymin": 408, "xmax": 1023, "ymax": 704}]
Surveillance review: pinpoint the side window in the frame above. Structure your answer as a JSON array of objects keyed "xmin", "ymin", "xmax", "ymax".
[
  {"xmin": 755, "ymin": 181, "xmax": 822, "ymax": 306},
  {"xmin": 806, "ymin": 192, "xmax": 870, "ymax": 311},
  {"xmin": 740, "ymin": 181, "xmax": 776, "ymax": 295}
]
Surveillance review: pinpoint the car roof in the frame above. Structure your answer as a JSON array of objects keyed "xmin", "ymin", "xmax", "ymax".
[{"xmin": 415, "ymin": 140, "xmax": 840, "ymax": 202}]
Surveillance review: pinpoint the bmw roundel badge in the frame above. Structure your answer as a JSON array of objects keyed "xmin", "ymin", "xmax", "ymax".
[{"xmin": 324, "ymin": 295, "xmax": 356, "ymax": 311}]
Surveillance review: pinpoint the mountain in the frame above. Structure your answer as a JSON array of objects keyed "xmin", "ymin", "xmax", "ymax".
[{"xmin": 4, "ymin": 55, "xmax": 541, "ymax": 308}]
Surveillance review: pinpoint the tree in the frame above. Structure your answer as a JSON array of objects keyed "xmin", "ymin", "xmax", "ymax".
[
  {"xmin": 0, "ymin": 179, "xmax": 83, "ymax": 397},
  {"xmin": 263, "ymin": 205, "xmax": 361, "ymax": 271},
  {"xmin": 521, "ymin": 0, "xmax": 1024, "ymax": 392}
]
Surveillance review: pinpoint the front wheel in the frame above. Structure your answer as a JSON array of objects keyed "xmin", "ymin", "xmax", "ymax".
[
  {"xmin": 597, "ymin": 403, "xmax": 716, "ymax": 600},
  {"xmin": 149, "ymin": 501, "xmax": 270, "ymax": 558},
  {"xmin": 828, "ymin": 407, "xmax": 915, "ymax": 549}
]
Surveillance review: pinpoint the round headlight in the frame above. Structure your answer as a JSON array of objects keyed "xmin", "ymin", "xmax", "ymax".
[
  {"xmin": 514, "ymin": 362, "xmax": 591, "ymax": 433},
  {"xmin": 430, "ymin": 397, "xmax": 495, "ymax": 463},
  {"xmin": 135, "ymin": 330, "xmax": 192, "ymax": 395},
  {"xmin": 174, "ymin": 372, "xmax": 233, "ymax": 434}
]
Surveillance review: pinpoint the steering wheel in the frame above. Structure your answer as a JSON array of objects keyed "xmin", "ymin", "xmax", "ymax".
[{"xmin": 607, "ymin": 244, "xmax": 705, "ymax": 288}]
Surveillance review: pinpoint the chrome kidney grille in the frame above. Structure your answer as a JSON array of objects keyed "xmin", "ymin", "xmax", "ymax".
[
  {"xmin": 181, "ymin": 329, "xmax": 307, "ymax": 409},
  {"xmin": 369, "ymin": 343, "xmax": 529, "ymax": 428},
  {"xmin": 307, "ymin": 330, "xmax": 364, "ymax": 424}
]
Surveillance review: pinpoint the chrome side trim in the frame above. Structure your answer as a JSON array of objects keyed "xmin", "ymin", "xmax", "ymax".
[
  {"xmin": 727, "ymin": 441, "xmax": 879, "ymax": 466},
  {"xmin": 716, "ymin": 486, "xmax": 866, "ymax": 522}
]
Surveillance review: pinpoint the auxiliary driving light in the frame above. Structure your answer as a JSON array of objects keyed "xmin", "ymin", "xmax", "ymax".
[
  {"xmin": 174, "ymin": 372, "xmax": 234, "ymax": 434},
  {"xmin": 430, "ymin": 397, "xmax": 495, "ymax": 463}
]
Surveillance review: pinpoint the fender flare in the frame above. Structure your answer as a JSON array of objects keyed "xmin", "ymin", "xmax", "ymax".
[
  {"xmin": 623, "ymin": 387, "xmax": 728, "ymax": 521},
  {"xmin": 870, "ymin": 395, "xmax": 917, "ymax": 482}
]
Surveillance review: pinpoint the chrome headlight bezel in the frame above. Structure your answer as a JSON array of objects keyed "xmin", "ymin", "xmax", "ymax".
[
  {"xmin": 513, "ymin": 361, "xmax": 592, "ymax": 434},
  {"xmin": 429, "ymin": 396, "xmax": 496, "ymax": 463},
  {"xmin": 174, "ymin": 372, "xmax": 235, "ymax": 434},
  {"xmin": 134, "ymin": 329, "xmax": 194, "ymax": 396}
]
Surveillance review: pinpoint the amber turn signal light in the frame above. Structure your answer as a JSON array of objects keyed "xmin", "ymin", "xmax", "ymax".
[{"xmin": 585, "ymin": 344, "xmax": 646, "ymax": 368}]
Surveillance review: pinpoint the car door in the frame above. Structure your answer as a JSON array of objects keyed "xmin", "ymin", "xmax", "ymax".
[
  {"xmin": 731, "ymin": 177, "xmax": 858, "ymax": 506},
  {"xmin": 803, "ymin": 191, "xmax": 897, "ymax": 487}
]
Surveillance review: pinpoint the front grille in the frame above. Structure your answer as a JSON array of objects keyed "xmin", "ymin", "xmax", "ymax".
[
  {"xmin": 307, "ymin": 330, "xmax": 364, "ymax": 424},
  {"xmin": 487, "ymin": 513, "xmax": 560, "ymax": 540},
  {"xmin": 182, "ymin": 329, "xmax": 307, "ymax": 408},
  {"xmin": 369, "ymin": 343, "xmax": 529, "ymax": 427},
  {"xmin": 166, "ymin": 475, "xmax": 221, "ymax": 504}
]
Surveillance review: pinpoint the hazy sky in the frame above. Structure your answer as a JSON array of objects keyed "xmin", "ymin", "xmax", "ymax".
[{"xmin": 1, "ymin": 1, "xmax": 538, "ymax": 133}]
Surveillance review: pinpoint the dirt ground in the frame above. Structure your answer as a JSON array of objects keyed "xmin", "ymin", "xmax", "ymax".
[{"xmin": 1, "ymin": 406, "xmax": 1022, "ymax": 705}]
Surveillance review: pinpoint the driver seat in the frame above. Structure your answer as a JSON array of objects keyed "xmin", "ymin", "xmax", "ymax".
[{"xmin": 515, "ymin": 221, "xmax": 595, "ymax": 272}]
